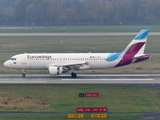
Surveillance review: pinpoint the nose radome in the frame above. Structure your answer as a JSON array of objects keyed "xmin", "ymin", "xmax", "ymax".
[{"xmin": 4, "ymin": 61, "xmax": 9, "ymax": 67}]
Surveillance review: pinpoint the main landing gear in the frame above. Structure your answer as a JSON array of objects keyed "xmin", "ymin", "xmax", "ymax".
[
  {"xmin": 71, "ymin": 72, "xmax": 77, "ymax": 78},
  {"xmin": 22, "ymin": 70, "xmax": 26, "ymax": 77}
]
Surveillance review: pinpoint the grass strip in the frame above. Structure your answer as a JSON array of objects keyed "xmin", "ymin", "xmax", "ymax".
[{"xmin": 0, "ymin": 85, "xmax": 160, "ymax": 113}]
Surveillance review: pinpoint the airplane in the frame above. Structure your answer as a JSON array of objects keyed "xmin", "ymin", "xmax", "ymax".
[{"xmin": 4, "ymin": 29, "xmax": 151, "ymax": 78}]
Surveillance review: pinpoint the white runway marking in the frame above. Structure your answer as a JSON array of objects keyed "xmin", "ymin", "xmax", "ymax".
[
  {"xmin": 0, "ymin": 81, "xmax": 47, "ymax": 83},
  {"xmin": 0, "ymin": 32, "xmax": 159, "ymax": 36},
  {"xmin": 80, "ymin": 74, "xmax": 149, "ymax": 76},
  {"xmin": 62, "ymin": 79, "xmax": 154, "ymax": 81}
]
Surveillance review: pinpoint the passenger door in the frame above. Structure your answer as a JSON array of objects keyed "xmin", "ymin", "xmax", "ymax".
[{"xmin": 21, "ymin": 55, "xmax": 26, "ymax": 64}]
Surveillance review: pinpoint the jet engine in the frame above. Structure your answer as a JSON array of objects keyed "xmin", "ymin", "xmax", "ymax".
[{"xmin": 48, "ymin": 66, "xmax": 63, "ymax": 75}]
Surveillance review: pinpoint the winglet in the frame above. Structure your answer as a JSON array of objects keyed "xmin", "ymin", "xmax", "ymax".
[{"xmin": 134, "ymin": 29, "xmax": 149, "ymax": 40}]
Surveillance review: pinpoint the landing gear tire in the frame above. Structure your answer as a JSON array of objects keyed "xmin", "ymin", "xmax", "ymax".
[
  {"xmin": 22, "ymin": 70, "xmax": 26, "ymax": 77},
  {"xmin": 71, "ymin": 72, "xmax": 77, "ymax": 78},
  {"xmin": 22, "ymin": 73, "xmax": 26, "ymax": 77}
]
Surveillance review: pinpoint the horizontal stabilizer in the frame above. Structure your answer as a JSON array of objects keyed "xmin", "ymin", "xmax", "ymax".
[{"xmin": 132, "ymin": 54, "xmax": 152, "ymax": 63}]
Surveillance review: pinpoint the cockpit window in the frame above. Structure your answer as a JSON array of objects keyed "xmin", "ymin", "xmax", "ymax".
[{"xmin": 10, "ymin": 58, "xmax": 16, "ymax": 61}]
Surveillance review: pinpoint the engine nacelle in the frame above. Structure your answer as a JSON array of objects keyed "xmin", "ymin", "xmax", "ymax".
[{"xmin": 48, "ymin": 66, "xmax": 63, "ymax": 75}]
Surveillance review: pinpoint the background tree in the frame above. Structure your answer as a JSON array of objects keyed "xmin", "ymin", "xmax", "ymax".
[
  {"xmin": 48, "ymin": 0, "xmax": 64, "ymax": 24},
  {"xmin": 26, "ymin": 0, "xmax": 49, "ymax": 24},
  {"xmin": 1, "ymin": 0, "xmax": 160, "ymax": 26},
  {"xmin": 14, "ymin": 0, "xmax": 32, "ymax": 24}
]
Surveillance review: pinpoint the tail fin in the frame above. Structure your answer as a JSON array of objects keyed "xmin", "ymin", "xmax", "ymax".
[
  {"xmin": 115, "ymin": 29, "xmax": 151, "ymax": 67},
  {"xmin": 122, "ymin": 29, "xmax": 149, "ymax": 56}
]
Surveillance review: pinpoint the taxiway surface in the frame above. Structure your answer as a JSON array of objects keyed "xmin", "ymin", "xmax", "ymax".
[
  {"xmin": 0, "ymin": 74, "xmax": 159, "ymax": 84},
  {"xmin": 0, "ymin": 32, "xmax": 160, "ymax": 36}
]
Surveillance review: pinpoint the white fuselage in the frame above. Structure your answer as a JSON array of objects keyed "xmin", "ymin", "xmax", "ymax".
[{"xmin": 4, "ymin": 53, "xmax": 120, "ymax": 70}]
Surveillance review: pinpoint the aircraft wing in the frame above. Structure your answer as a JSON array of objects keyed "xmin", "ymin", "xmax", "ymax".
[
  {"xmin": 61, "ymin": 61, "xmax": 90, "ymax": 71},
  {"xmin": 62, "ymin": 61, "xmax": 88, "ymax": 67},
  {"xmin": 47, "ymin": 61, "xmax": 90, "ymax": 71}
]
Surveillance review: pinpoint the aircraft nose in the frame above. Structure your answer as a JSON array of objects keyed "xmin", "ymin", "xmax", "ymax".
[{"xmin": 4, "ymin": 61, "xmax": 9, "ymax": 67}]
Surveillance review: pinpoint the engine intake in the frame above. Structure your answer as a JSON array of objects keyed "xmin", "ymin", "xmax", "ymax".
[{"xmin": 48, "ymin": 66, "xmax": 63, "ymax": 75}]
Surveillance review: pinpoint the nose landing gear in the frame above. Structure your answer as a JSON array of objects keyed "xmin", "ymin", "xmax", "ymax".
[
  {"xmin": 22, "ymin": 70, "xmax": 26, "ymax": 77},
  {"xmin": 22, "ymin": 73, "xmax": 25, "ymax": 77}
]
